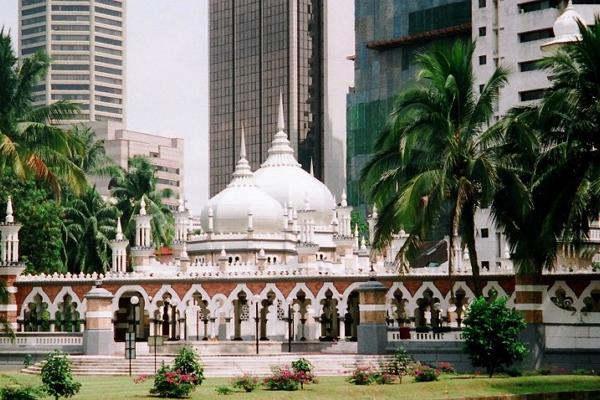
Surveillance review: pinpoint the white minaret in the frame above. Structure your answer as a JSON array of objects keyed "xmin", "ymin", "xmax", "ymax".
[
  {"xmin": 109, "ymin": 217, "xmax": 128, "ymax": 273},
  {"xmin": 131, "ymin": 197, "xmax": 154, "ymax": 268},
  {"xmin": 172, "ymin": 196, "xmax": 190, "ymax": 260},
  {"xmin": 0, "ymin": 197, "xmax": 22, "ymax": 265}
]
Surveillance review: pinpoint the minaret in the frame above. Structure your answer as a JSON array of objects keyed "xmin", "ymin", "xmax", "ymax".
[
  {"xmin": 0, "ymin": 196, "xmax": 24, "ymax": 333},
  {"xmin": 172, "ymin": 196, "xmax": 190, "ymax": 260},
  {"xmin": 131, "ymin": 197, "xmax": 154, "ymax": 268},
  {"xmin": 109, "ymin": 217, "xmax": 128, "ymax": 273}
]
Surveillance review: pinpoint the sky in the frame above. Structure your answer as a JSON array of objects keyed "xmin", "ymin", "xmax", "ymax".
[{"xmin": 0, "ymin": 0, "xmax": 209, "ymax": 212}]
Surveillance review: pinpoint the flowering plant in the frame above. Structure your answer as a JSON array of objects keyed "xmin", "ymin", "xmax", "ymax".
[
  {"xmin": 133, "ymin": 374, "xmax": 151, "ymax": 384},
  {"xmin": 263, "ymin": 366, "xmax": 301, "ymax": 391},
  {"xmin": 150, "ymin": 364, "xmax": 198, "ymax": 398},
  {"xmin": 347, "ymin": 366, "xmax": 375, "ymax": 385},
  {"xmin": 232, "ymin": 374, "xmax": 259, "ymax": 392},
  {"xmin": 413, "ymin": 365, "xmax": 440, "ymax": 382},
  {"xmin": 291, "ymin": 358, "xmax": 316, "ymax": 388},
  {"xmin": 436, "ymin": 361, "xmax": 456, "ymax": 374}
]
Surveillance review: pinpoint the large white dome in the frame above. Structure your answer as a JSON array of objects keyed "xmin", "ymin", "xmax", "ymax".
[
  {"xmin": 201, "ymin": 131, "xmax": 284, "ymax": 234},
  {"xmin": 254, "ymin": 97, "xmax": 335, "ymax": 226},
  {"xmin": 553, "ymin": 0, "xmax": 584, "ymax": 42}
]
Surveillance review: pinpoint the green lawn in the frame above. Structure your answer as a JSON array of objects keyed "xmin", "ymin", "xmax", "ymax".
[{"xmin": 1, "ymin": 373, "xmax": 600, "ymax": 400}]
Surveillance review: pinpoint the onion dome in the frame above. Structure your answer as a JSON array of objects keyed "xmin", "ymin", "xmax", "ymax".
[
  {"xmin": 254, "ymin": 93, "xmax": 335, "ymax": 225},
  {"xmin": 545, "ymin": 0, "xmax": 585, "ymax": 48},
  {"xmin": 200, "ymin": 126, "xmax": 284, "ymax": 233}
]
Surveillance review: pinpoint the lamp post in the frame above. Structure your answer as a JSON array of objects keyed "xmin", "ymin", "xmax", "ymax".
[
  {"xmin": 253, "ymin": 294, "xmax": 260, "ymax": 355},
  {"xmin": 127, "ymin": 296, "xmax": 139, "ymax": 376}
]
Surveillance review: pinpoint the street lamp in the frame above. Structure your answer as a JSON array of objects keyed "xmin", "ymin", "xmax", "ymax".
[
  {"xmin": 130, "ymin": 296, "xmax": 139, "ymax": 335},
  {"xmin": 253, "ymin": 294, "xmax": 260, "ymax": 355},
  {"xmin": 127, "ymin": 296, "xmax": 139, "ymax": 377}
]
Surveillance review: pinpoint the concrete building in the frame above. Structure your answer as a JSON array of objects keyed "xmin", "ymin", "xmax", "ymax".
[
  {"xmin": 208, "ymin": 0, "xmax": 353, "ymax": 197},
  {"xmin": 346, "ymin": 0, "xmax": 471, "ymax": 208},
  {"xmin": 18, "ymin": 0, "xmax": 125, "ymax": 123},
  {"xmin": 89, "ymin": 121, "xmax": 184, "ymax": 209}
]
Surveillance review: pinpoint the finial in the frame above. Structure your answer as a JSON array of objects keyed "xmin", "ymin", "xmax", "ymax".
[
  {"xmin": 220, "ymin": 246, "xmax": 226, "ymax": 257},
  {"xmin": 178, "ymin": 196, "xmax": 185, "ymax": 212},
  {"xmin": 372, "ymin": 203, "xmax": 378, "ymax": 219},
  {"xmin": 310, "ymin": 158, "xmax": 314, "ymax": 176},
  {"xmin": 567, "ymin": 0, "xmax": 573, "ymax": 8},
  {"xmin": 5, "ymin": 196, "xmax": 14, "ymax": 224},
  {"xmin": 139, "ymin": 197, "xmax": 147, "ymax": 215},
  {"xmin": 341, "ymin": 189, "xmax": 348, "ymax": 207},
  {"xmin": 354, "ymin": 224, "xmax": 358, "ymax": 237},
  {"xmin": 116, "ymin": 216, "xmax": 124, "ymax": 241},
  {"xmin": 277, "ymin": 90, "xmax": 285, "ymax": 132},
  {"xmin": 361, "ymin": 236, "xmax": 366, "ymax": 250},
  {"xmin": 240, "ymin": 122, "xmax": 247, "ymax": 160},
  {"xmin": 259, "ymin": 248, "xmax": 266, "ymax": 257}
]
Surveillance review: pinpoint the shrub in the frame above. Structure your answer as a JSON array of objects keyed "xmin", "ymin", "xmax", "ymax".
[
  {"xmin": 436, "ymin": 361, "xmax": 455, "ymax": 374},
  {"xmin": 291, "ymin": 358, "xmax": 316, "ymax": 388},
  {"xmin": 133, "ymin": 374, "xmax": 151, "ymax": 384},
  {"xmin": 537, "ymin": 367, "xmax": 552, "ymax": 376},
  {"xmin": 347, "ymin": 366, "xmax": 375, "ymax": 385},
  {"xmin": 150, "ymin": 363, "xmax": 198, "ymax": 398},
  {"xmin": 263, "ymin": 366, "xmax": 301, "ymax": 391},
  {"xmin": 381, "ymin": 347, "xmax": 413, "ymax": 377},
  {"xmin": 504, "ymin": 367, "xmax": 522, "ymax": 377},
  {"xmin": 215, "ymin": 386, "xmax": 234, "ymax": 395},
  {"xmin": 173, "ymin": 346, "xmax": 204, "ymax": 386},
  {"xmin": 40, "ymin": 351, "xmax": 81, "ymax": 400},
  {"xmin": 372, "ymin": 371, "xmax": 397, "ymax": 385},
  {"xmin": 232, "ymin": 374, "xmax": 259, "ymax": 392},
  {"xmin": 573, "ymin": 368, "xmax": 591, "ymax": 375},
  {"xmin": 413, "ymin": 365, "xmax": 440, "ymax": 382},
  {"xmin": 23, "ymin": 354, "xmax": 33, "ymax": 368},
  {"xmin": 0, "ymin": 385, "xmax": 41, "ymax": 400},
  {"xmin": 462, "ymin": 297, "xmax": 527, "ymax": 377}
]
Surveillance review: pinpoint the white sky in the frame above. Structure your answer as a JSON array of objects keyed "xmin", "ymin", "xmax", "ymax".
[{"xmin": 0, "ymin": 0, "xmax": 209, "ymax": 212}]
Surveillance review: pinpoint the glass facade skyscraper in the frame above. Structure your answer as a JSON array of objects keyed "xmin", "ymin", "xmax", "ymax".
[
  {"xmin": 346, "ymin": 0, "xmax": 471, "ymax": 207},
  {"xmin": 209, "ymin": 0, "xmax": 324, "ymax": 196}
]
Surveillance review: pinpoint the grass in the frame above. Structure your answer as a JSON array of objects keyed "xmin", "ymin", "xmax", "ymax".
[{"xmin": 1, "ymin": 373, "xmax": 599, "ymax": 399}]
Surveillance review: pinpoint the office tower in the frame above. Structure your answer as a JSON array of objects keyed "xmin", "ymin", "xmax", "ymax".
[
  {"xmin": 18, "ymin": 0, "xmax": 125, "ymax": 123},
  {"xmin": 89, "ymin": 121, "xmax": 184, "ymax": 210},
  {"xmin": 209, "ymin": 1, "xmax": 353, "ymax": 197},
  {"xmin": 346, "ymin": 0, "xmax": 471, "ymax": 207}
]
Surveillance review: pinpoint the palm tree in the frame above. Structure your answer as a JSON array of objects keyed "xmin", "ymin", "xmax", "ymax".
[
  {"xmin": 111, "ymin": 156, "xmax": 173, "ymax": 247},
  {"xmin": 492, "ymin": 18, "xmax": 600, "ymax": 281},
  {"xmin": 360, "ymin": 40, "xmax": 508, "ymax": 296},
  {"xmin": 62, "ymin": 187, "xmax": 118, "ymax": 274},
  {"xmin": 70, "ymin": 124, "xmax": 123, "ymax": 178},
  {"xmin": 0, "ymin": 30, "xmax": 85, "ymax": 198}
]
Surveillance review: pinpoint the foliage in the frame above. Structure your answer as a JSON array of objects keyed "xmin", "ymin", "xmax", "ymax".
[
  {"xmin": 0, "ymin": 384, "xmax": 41, "ymax": 400},
  {"xmin": 413, "ymin": 365, "xmax": 440, "ymax": 382},
  {"xmin": 436, "ymin": 361, "xmax": 456, "ymax": 374},
  {"xmin": 69, "ymin": 125, "xmax": 122, "ymax": 178},
  {"xmin": 133, "ymin": 374, "xmax": 151, "ymax": 384},
  {"xmin": 150, "ymin": 364, "xmax": 197, "ymax": 398},
  {"xmin": 0, "ymin": 173, "xmax": 65, "ymax": 273},
  {"xmin": 504, "ymin": 368, "xmax": 523, "ymax": 377},
  {"xmin": 462, "ymin": 297, "xmax": 527, "ymax": 377},
  {"xmin": 372, "ymin": 371, "xmax": 397, "ymax": 385},
  {"xmin": 0, "ymin": 30, "xmax": 85, "ymax": 199},
  {"xmin": 291, "ymin": 358, "xmax": 316, "ymax": 388},
  {"xmin": 263, "ymin": 366, "xmax": 301, "ymax": 391},
  {"xmin": 111, "ymin": 156, "xmax": 174, "ymax": 247},
  {"xmin": 23, "ymin": 354, "xmax": 33, "ymax": 368},
  {"xmin": 381, "ymin": 346, "xmax": 413, "ymax": 376},
  {"xmin": 62, "ymin": 187, "xmax": 118, "ymax": 274},
  {"xmin": 360, "ymin": 40, "xmax": 508, "ymax": 296},
  {"xmin": 231, "ymin": 374, "xmax": 259, "ymax": 392},
  {"xmin": 346, "ymin": 366, "xmax": 375, "ymax": 385},
  {"xmin": 173, "ymin": 346, "xmax": 204, "ymax": 386},
  {"xmin": 40, "ymin": 351, "xmax": 81, "ymax": 400},
  {"xmin": 351, "ymin": 210, "xmax": 369, "ymax": 240},
  {"xmin": 215, "ymin": 385, "xmax": 233, "ymax": 395}
]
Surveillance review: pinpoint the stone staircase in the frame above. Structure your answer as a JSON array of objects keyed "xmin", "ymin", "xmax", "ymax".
[
  {"xmin": 22, "ymin": 353, "xmax": 394, "ymax": 377},
  {"xmin": 321, "ymin": 340, "xmax": 358, "ymax": 354}
]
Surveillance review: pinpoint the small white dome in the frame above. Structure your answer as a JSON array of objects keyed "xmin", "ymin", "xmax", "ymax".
[
  {"xmin": 254, "ymin": 94, "xmax": 335, "ymax": 226},
  {"xmin": 201, "ymin": 128, "xmax": 284, "ymax": 234},
  {"xmin": 553, "ymin": 0, "xmax": 584, "ymax": 42}
]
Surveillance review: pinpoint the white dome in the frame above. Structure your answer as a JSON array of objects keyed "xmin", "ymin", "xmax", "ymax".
[
  {"xmin": 201, "ymin": 129, "xmax": 284, "ymax": 234},
  {"xmin": 254, "ymin": 95, "xmax": 335, "ymax": 226},
  {"xmin": 553, "ymin": 1, "xmax": 584, "ymax": 42}
]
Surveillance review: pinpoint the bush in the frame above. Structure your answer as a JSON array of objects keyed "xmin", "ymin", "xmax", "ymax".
[
  {"xmin": 504, "ymin": 368, "xmax": 522, "ymax": 377},
  {"xmin": 347, "ymin": 366, "xmax": 375, "ymax": 385},
  {"xmin": 0, "ymin": 385, "xmax": 41, "ymax": 400},
  {"xmin": 381, "ymin": 347, "xmax": 413, "ymax": 377},
  {"xmin": 173, "ymin": 346, "xmax": 204, "ymax": 386},
  {"xmin": 215, "ymin": 386, "xmax": 234, "ymax": 395},
  {"xmin": 23, "ymin": 354, "xmax": 33, "ymax": 368},
  {"xmin": 150, "ymin": 363, "xmax": 198, "ymax": 398},
  {"xmin": 462, "ymin": 297, "xmax": 527, "ymax": 377},
  {"xmin": 232, "ymin": 374, "xmax": 259, "ymax": 392},
  {"xmin": 40, "ymin": 351, "xmax": 81, "ymax": 400},
  {"xmin": 413, "ymin": 365, "xmax": 440, "ymax": 382},
  {"xmin": 436, "ymin": 361, "xmax": 455, "ymax": 374},
  {"xmin": 263, "ymin": 366, "xmax": 301, "ymax": 391},
  {"xmin": 291, "ymin": 358, "xmax": 316, "ymax": 388},
  {"xmin": 372, "ymin": 371, "xmax": 397, "ymax": 385}
]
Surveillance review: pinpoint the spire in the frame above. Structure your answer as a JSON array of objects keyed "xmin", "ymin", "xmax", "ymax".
[
  {"xmin": 5, "ymin": 196, "xmax": 13, "ymax": 224},
  {"xmin": 116, "ymin": 217, "xmax": 124, "ymax": 241},
  {"xmin": 260, "ymin": 88, "xmax": 301, "ymax": 168},
  {"xmin": 177, "ymin": 196, "xmax": 185, "ymax": 212},
  {"xmin": 277, "ymin": 90, "xmax": 285, "ymax": 132},
  {"xmin": 372, "ymin": 204, "xmax": 378, "ymax": 219},
  {"xmin": 310, "ymin": 158, "xmax": 314, "ymax": 176},
  {"xmin": 341, "ymin": 189, "xmax": 348, "ymax": 207},
  {"xmin": 240, "ymin": 123, "xmax": 247, "ymax": 160},
  {"xmin": 139, "ymin": 197, "xmax": 147, "ymax": 216},
  {"xmin": 229, "ymin": 123, "xmax": 254, "ymax": 187}
]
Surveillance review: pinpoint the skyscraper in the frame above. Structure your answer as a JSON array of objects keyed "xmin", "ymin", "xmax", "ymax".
[
  {"xmin": 346, "ymin": 0, "xmax": 471, "ymax": 207},
  {"xmin": 18, "ymin": 0, "xmax": 125, "ymax": 123},
  {"xmin": 209, "ymin": 0, "xmax": 354, "ymax": 197}
]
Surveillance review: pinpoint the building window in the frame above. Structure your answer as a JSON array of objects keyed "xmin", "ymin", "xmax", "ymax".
[
  {"xmin": 482, "ymin": 261, "xmax": 490, "ymax": 270},
  {"xmin": 479, "ymin": 55, "xmax": 487, "ymax": 65},
  {"xmin": 481, "ymin": 228, "xmax": 489, "ymax": 238},
  {"xmin": 519, "ymin": 28, "xmax": 554, "ymax": 43},
  {"xmin": 519, "ymin": 89, "xmax": 545, "ymax": 102},
  {"xmin": 479, "ymin": 0, "xmax": 486, "ymax": 8},
  {"xmin": 479, "ymin": 26, "xmax": 486, "ymax": 37},
  {"xmin": 519, "ymin": 59, "xmax": 542, "ymax": 72},
  {"xmin": 518, "ymin": 0, "xmax": 560, "ymax": 13}
]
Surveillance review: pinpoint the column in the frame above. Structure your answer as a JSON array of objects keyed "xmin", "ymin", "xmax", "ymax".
[
  {"xmin": 515, "ymin": 274, "xmax": 545, "ymax": 369},
  {"xmin": 83, "ymin": 287, "xmax": 115, "ymax": 355},
  {"xmin": 357, "ymin": 280, "xmax": 388, "ymax": 355}
]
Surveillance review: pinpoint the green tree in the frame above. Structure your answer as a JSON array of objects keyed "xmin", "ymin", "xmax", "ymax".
[
  {"xmin": 69, "ymin": 124, "xmax": 122, "ymax": 178},
  {"xmin": 462, "ymin": 297, "xmax": 527, "ymax": 377},
  {"xmin": 62, "ymin": 187, "xmax": 118, "ymax": 274},
  {"xmin": 0, "ymin": 30, "xmax": 85, "ymax": 199},
  {"xmin": 111, "ymin": 156, "xmax": 173, "ymax": 247},
  {"xmin": 351, "ymin": 210, "xmax": 369, "ymax": 241},
  {"xmin": 40, "ymin": 351, "xmax": 81, "ymax": 400},
  {"xmin": 360, "ymin": 40, "xmax": 508, "ymax": 296}
]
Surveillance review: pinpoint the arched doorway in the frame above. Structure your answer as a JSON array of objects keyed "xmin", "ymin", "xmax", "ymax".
[{"xmin": 114, "ymin": 291, "xmax": 149, "ymax": 342}]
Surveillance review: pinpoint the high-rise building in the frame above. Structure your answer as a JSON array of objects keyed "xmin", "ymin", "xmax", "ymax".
[
  {"xmin": 346, "ymin": 0, "xmax": 471, "ymax": 207},
  {"xmin": 18, "ymin": 0, "xmax": 125, "ymax": 123},
  {"xmin": 208, "ymin": 0, "xmax": 353, "ymax": 197},
  {"xmin": 89, "ymin": 121, "xmax": 184, "ymax": 210}
]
